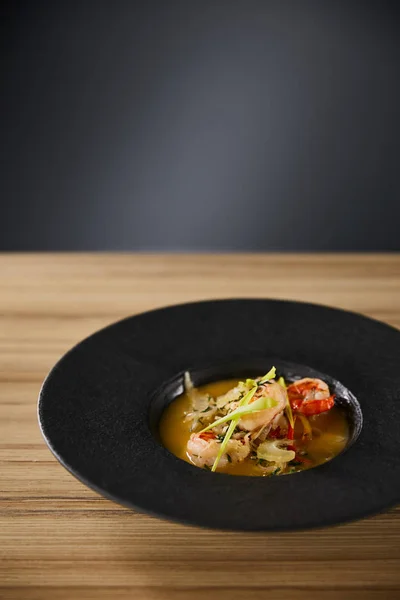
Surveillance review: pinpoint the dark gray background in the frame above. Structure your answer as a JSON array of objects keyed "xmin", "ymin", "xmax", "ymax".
[{"xmin": 1, "ymin": 1, "xmax": 399, "ymax": 251}]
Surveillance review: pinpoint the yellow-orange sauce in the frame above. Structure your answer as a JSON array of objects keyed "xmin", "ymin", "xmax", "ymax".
[{"xmin": 159, "ymin": 378, "xmax": 350, "ymax": 476}]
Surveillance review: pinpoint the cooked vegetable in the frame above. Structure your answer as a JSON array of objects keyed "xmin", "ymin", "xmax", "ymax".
[
  {"xmin": 259, "ymin": 366, "xmax": 276, "ymax": 384},
  {"xmin": 184, "ymin": 371, "xmax": 209, "ymax": 413},
  {"xmin": 211, "ymin": 419, "xmax": 237, "ymax": 471},
  {"xmin": 257, "ymin": 439, "xmax": 296, "ymax": 463},
  {"xmin": 184, "ymin": 371, "xmax": 194, "ymax": 393},
  {"xmin": 297, "ymin": 413, "xmax": 312, "ymax": 439},
  {"xmin": 279, "ymin": 376, "xmax": 295, "ymax": 430}
]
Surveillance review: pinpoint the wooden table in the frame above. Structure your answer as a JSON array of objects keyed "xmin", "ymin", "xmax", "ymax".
[{"xmin": 2, "ymin": 254, "xmax": 400, "ymax": 600}]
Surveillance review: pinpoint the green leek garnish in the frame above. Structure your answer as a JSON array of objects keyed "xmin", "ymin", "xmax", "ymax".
[
  {"xmin": 238, "ymin": 368, "xmax": 276, "ymax": 393},
  {"xmin": 210, "ymin": 388, "xmax": 258, "ymax": 472},
  {"xmin": 200, "ymin": 395, "xmax": 277, "ymax": 434},
  {"xmin": 240, "ymin": 378, "xmax": 257, "ymax": 388},
  {"xmin": 278, "ymin": 376, "xmax": 294, "ymax": 429},
  {"xmin": 207, "ymin": 366, "xmax": 277, "ymax": 472},
  {"xmin": 211, "ymin": 419, "xmax": 238, "ymax": 472},
  {"xmin": 297, "ymin": 412, "xmax": 312, "ymax": 439},
  {"xmin": 259, "ymin": 366, "xmax": 276, "ymax": 384}
]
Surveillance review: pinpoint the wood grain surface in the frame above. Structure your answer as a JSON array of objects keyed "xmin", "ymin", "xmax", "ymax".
[{"xmin": 1, "ymin": 253, "xmax": 400, "ymax": 600}]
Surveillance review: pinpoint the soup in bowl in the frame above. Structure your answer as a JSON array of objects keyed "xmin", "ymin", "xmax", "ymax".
[{"xmin": 160, "ymin": 366, "xmax": 350, "ymax": 476}]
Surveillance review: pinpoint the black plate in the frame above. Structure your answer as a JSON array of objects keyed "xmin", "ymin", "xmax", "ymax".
[{"xmin": 38, "ymin": 299, "xmax": 400, "ymax": 531}]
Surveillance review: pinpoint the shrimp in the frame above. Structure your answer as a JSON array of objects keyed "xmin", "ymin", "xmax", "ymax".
[
  {"xmin": 186, "ymin": 432, "xmax": 250, "ymax": 469},
  {"xmin": 238, "ymin": 381, "xmax": 286, "ymax": 432},
  {"xmin": 287, "ymin": 377, "xmax": 334, "ymax": 415}
]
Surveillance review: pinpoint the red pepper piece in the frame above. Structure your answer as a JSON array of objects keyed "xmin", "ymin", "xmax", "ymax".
[
  {"xmin": 287, "ymin": 421, "xmax": 294, "ymax": 440},
  {"xmin": 269, "ymin": 426, "xmax": 281, "ymax": 439},
  {"xmin": 199, "ymin": 431, "xmax": 216, "ymax": 441}
]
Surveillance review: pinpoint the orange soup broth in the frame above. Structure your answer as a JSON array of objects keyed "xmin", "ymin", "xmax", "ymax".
[{"xmin": 159, "ymin": 379, "xmax": 349, "ymax": 476}]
